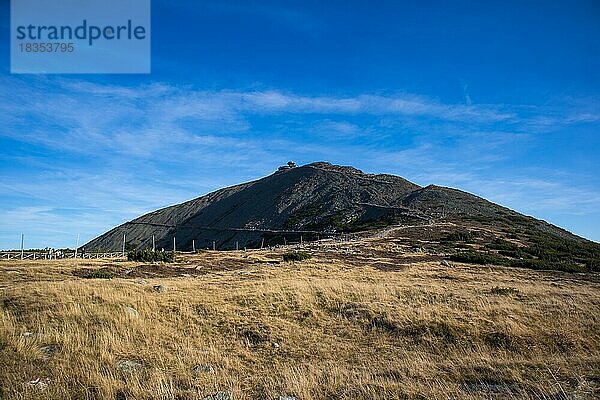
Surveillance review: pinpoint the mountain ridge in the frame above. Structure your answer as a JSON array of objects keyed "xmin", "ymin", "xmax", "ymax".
[{"xmin": 84, "ymin": 162, "xmax": 596, "ymax": 258}]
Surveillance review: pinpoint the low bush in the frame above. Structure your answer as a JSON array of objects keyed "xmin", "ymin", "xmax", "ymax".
[
  {"xmin": 521, "ymin": 232, "xmax": 600, "ymax": 272},
  {"xmin": 127, "ymin": 250, "xmax": 174, "ymax": 263},
  {"xmin": 508, "ymin": 258, "xmax": 585, "ymax": 273},
  {"xmin": 283, "ymin": 251, "xmax": 312, "ymax": 262},
  {"xmin": 449, "ymin": 251, "xmax": 504, "ymax": 265},
  {"xmin": 83, "ymin": 269, "xmax": 115, "ymax": 279},
  {"xmin": 486, "ymin": 239, "xmax": 520, "ymax": 252},
  {"xmin": 443, "ymin": 231, "xmax": 475, "ymax": 243},
  {"xmin": 450, "ymin": 250, "xmax": 588, "ymax": 273}
]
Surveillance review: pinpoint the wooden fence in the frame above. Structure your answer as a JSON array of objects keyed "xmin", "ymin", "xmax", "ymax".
[{"xmin": 0, "ymin": 251, "xmax": 123, "ymax": 261}]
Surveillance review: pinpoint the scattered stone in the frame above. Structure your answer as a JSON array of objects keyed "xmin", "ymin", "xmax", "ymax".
[
  {"xmin": 181, "ymin": 273, "xmax": 191, "ymax": 277},
  {"xmin": 278, "ymin": 396, "xmax": 298, "ymax": 400},
  {"xmin": 124, "ymin": 269, "xmax": 133, "ymax": 275},
  {"xmin": 7, "ymin": 270, "xmax": 19, "ymax": 274},
  {"xmin": 202, "ymin": 392, "xmax": 231, "ymax": 400},
  {"xmin": 271, "ymin": 342, "xmax": 280, "ymax": 349},
  {"xmin": 27, "ymin": 377, "xmax": 50, "ymax": 390},
  {"xmin": 22, "ymin": 331, "xmax": 36, "ymax": 338},
  {"xmin": 192, "ymin": 363, "xmax": 215, "ymax": 374},
  {"xmin": 153, "ymin": 285, "xmax": 167, "ymax": 293},
  {"xmin": 135, "ymin": 279, "xmax": 147, "ymax": 285},
  {"xmin": 116, "ymin": 359, "xmax": 143, "ymax": 373},
  {"xmin": 124, "ymin": 306, "xmax": 139, "ymax": 318},
  {"xmin": 441, "ymin": 260, "xmax": 451, "ymax": 267},
  {"xmin": 462, "ymin": 381, "xmax": 515, "ymax": 394},
  {"xmin": 40, "ymin": 344, "xmax": 58, "ymax": 359}
]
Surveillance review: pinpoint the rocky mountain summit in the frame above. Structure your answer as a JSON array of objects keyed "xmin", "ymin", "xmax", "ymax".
[{"xmin": 85, "ymin": 162, "xmax": 598, "ymax": 271}]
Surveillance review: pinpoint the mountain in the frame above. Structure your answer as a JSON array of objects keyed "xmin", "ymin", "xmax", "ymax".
[{"xmin": 84, "ymin": 162, "xmax": 599, "ymax": 271}]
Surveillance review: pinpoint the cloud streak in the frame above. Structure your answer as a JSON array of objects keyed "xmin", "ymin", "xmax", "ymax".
[{"xmin": 1, "ymin": 77, "xmax": 599, "ymax": 247}]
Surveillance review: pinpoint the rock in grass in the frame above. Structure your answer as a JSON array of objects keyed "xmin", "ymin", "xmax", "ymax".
[
  {"xmin": 192, "ymin": 363, "xmax": 215, "ymax": 373},
  {"xmin": 116, "ymin": 359, "xmax": 143, "ymax": 373},
  {"xmin": 202, "ymin": 392, "xmax": 231, "ymax": 400},
  {"xmin": 40, "ymin": 344, "xmax": 58, "ymax": 359},
  {"xmin": 124, "ymin": 306, "xmax": 139, "ymax": 318},
  {"xmin": 27, "ymin": 377, "xmax": 50, "ymax": 390},
  {"xmin": 279, "ymin": 396, "xmax": 298, "ymax": 400},
  {"xmin": 441, "ymin": 260, "xmax": 451, "ymax": 267},
  {"xmin": 153, "ymin": 284, "xmax": 167, "ymax": 293}
]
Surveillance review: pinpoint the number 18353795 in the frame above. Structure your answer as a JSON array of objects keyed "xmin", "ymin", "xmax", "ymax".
[{"xmin": 19, "ymin": 42, "xmax": 74, "ymax": 52}]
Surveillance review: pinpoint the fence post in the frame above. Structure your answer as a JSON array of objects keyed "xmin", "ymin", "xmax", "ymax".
[
  {"xmin": 152, "ymin": 235, "xmax": 155, "ymax": 252},
  {"xmin": 192, "ymin": 239, "xmax": 195, "ymax": 253},
  {"xmin": 236, "ymin": 241, "xmax": 239, "ymax": 251},
  {"xmin": 74, "ymin": 234, "xmax": 80, "ymax": 258},
  {"xmin": 260, "ymin": 238, "xmax": 264, "ymax": 249},
  {"xmin": 212, "ymin": 241, "xmax": 216, "ymax": 251},
  {"xmin": 173, "ymin": 236, "xmax": 176, "ymax": 252},
  {"xmin": 122, "ymin": 233, "xmax": 126, "ymax": 257},
  {"xmin": 20, "ymin": 234, "xmax": 24, "ymax": 260}
]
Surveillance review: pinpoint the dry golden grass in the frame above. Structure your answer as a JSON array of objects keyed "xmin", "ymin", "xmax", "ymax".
[{"xmin": 1, "ymin": 237, "xmax": 600, "ymax": 399}]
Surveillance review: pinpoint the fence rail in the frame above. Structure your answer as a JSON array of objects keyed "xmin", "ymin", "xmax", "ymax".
[{"xmin": 0, "ymin": 251, "xmax": 123, "ymax": 261}]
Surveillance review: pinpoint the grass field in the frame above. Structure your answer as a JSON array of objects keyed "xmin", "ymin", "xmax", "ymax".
[{"xmin": 1, "ymin": 234, "xmax": 600, "ymax": 399}]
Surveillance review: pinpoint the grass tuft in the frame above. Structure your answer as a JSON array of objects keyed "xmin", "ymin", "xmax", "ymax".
[
  {"xmin": 282, "ymin": 251, "xmax": 312, "ymax": 262},
  {"xmin": 489, "ymin": 286, "xmax": 520, "ymax": 296}
]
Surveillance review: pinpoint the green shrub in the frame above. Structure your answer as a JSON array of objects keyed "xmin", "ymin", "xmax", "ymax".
[
  {"xmin": 486, "ymin": 239, "xmax": 520, "ymax": 252},
  {"xmin": 509, "ymin": 258, "xmax": 585, "ymax": 273},
  {"xmin": 586, "ymin": 258, "xmax": 600, "ymax": 270},
  {"xmin": 449, "ymin": 251, "xmax": 504, "ymax": 265},
  {"xmin": 520, "ymin": 231, "xmax": 600, "ymax": 272},
  {"xmin": 283, "ymin": 251, "xmax": 312, "ymax": 262},
  {"xmin": 84, "ymin": 269, "xmax": 115, "ymax": 279},
  {"xmin": 127, "ymin": 250, "xmax": 174, "ymax": 263},
  {"xmin": 497, "ymin": 249, "xmax": 526, "ymax": 258},
  {"xmin": 443, "ymin": 231, "xmax": 475, "ymax": 243}
]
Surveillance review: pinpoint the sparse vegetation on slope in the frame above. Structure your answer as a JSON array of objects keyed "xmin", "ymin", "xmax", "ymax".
[
  {"xmin": 449, "ymin": 236, "xmax": 597, "ymax": 273},
  {"xmin": 449, "ymin": 250, "xmax": 505, "ymax": 265}
]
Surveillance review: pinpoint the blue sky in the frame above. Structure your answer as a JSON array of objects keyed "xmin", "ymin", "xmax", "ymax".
[{"xmin": 1, "ymin": 0, "xmax": 599, "ymax": 249}]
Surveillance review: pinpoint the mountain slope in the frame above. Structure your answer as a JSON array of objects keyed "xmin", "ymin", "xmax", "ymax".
[
  {"xmin": 84, "ymin": 162, "xmax": 599, "ymax": 270},
  {"xmin": 85, "ymin": 162, "xmax": 421, "ymax": 251}
]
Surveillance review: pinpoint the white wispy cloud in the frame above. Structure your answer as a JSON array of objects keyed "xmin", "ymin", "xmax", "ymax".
[{"xmin": 1, "ymin": 77, "xmax": 599, "ymax": 246}]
